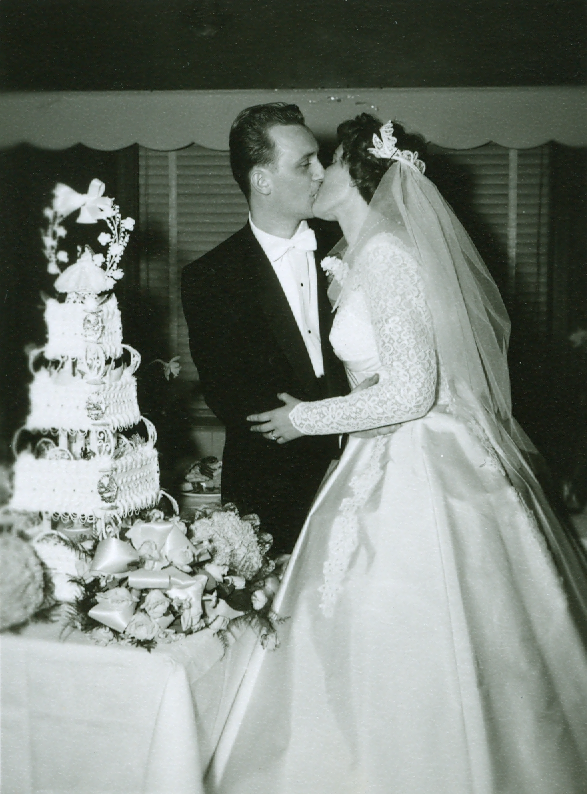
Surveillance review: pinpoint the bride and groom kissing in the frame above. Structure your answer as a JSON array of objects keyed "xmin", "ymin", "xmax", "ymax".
[{"xmin": 182, "ymin": 104, "xmax": 587, "ymax": 793}]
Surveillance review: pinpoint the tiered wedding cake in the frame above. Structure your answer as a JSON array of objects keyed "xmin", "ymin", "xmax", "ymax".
[{"xmin": 10, "ymin": 179, "xmax": 160, "ymax": 537}]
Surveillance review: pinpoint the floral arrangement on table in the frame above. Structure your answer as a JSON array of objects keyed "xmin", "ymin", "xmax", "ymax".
[{"xmin": 59, "ymin": 502, "xmax": 285, "ymax": 650}]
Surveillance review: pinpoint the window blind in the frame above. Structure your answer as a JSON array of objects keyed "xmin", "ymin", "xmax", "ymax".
[
  {"xmin": 138, "ymin": 146, "xmax": 248, "ymax": 396},
  {"xmin": 430, "ymin": 143, "xmax": 550, "ymax": 332}
]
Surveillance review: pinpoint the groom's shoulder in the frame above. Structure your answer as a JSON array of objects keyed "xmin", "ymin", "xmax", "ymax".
[{"xmin": 182, "ymin": 224, "xmax": 252, "ymax": 285}]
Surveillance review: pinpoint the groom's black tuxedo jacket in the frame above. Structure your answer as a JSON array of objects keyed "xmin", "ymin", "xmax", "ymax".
[{"xmin": 181, "ymin": 222, "xmax": 348, "ymax": 553}]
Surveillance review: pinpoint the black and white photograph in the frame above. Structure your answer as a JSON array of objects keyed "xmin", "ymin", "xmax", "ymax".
[{"xmin": 1, "ymin": 2, "xmax": 586, "ymax": 792}]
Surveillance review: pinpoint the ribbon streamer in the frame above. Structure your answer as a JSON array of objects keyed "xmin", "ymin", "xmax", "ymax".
[
  {"xmin": 167, "ymin": 575, "xmax": 208, "ymax": 631},
  {"xmin": 126, "ymin": 519, "xmax": 199, "ymax": 567}
]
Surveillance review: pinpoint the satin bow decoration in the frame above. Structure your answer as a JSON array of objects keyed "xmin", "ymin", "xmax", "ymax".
[
  {"xmin": 126, "ymin": 518, "xmax": 176, "ymax": 550},
  {"xmin": 273, "ymin": 227, "xmax": 317, "ymax": 261},
  {"xmin": 167, "ymin": 575, "xmax": 209, "ymax": 631},
  {"xmin": 53, "ymin": 179, "xmax": 114, "ymax": 223},
  {"xmin": 90, "ymin": 537, "xmax": 140, "ymax": 575},
  {"xmin": 88, "ymin": 587, "xmax": 138, "ymax": 632},
  {"xmin": 126, "ymin": 518, "xmax": 201, "ymax": 567},
  {"xmin": 88, "ymin": 563, "xmax": 205, "ymax": 631}
]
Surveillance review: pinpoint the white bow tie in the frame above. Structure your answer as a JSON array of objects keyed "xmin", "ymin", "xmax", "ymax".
[{"xmin": 273, "ymin": 227, "xmax": 317, "ymax": 261}]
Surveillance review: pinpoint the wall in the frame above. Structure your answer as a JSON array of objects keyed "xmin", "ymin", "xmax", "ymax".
[{"xmin": 1, "ymin": 0, "xmax": 585, "ymax": 91}]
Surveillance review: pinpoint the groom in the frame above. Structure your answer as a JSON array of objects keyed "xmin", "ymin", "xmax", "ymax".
[{"xmin": 181, "ymin": 103, "xmax": 348, "ymax": 553}]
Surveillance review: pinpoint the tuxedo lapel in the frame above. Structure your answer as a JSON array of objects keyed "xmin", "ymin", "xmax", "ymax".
[
  {"xmin": 241, "ymin": 226, "xmax": 318, "ymax": 394},
  {"xmin": 312, "ymin": 219, "xmax": 342, "ymax": 355},
  {"xmin": 317, "ymin": 265, "xmax": 335, "ymax": 351}
]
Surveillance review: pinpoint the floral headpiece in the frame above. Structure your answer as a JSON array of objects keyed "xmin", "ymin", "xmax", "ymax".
[
  {"xmin": 367, "ymin": 121, "xmax": 425, "ymax": 174},
  {"xmin": 41, "ymin": 178, "xmax": 135, "ymax": 293}
]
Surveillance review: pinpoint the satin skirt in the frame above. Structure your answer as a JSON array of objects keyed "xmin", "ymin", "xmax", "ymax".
[{"xmin": 206, "ymin": 409, "xmax": 587, "ymax": 794}]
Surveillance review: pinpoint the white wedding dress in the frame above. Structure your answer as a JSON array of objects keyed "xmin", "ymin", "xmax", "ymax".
[{"xmin": 207, "ymin": 233, "xmax": 587, "ymax": 794}]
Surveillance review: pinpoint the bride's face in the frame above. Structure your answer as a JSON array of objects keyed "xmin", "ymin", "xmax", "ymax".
[{"xmin": 312, "ymin": 145, "xmax": 355, "ymax": 221}]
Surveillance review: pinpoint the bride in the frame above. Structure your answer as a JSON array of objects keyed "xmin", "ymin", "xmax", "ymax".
[{"xmin": 206, "ymin": 114, "xmax": 587, "ymax": 793}]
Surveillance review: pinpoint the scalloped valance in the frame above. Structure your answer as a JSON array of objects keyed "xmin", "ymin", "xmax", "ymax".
[{"xmin": 1, "ymin": 87, "xmax": 585, "ymax": 151}]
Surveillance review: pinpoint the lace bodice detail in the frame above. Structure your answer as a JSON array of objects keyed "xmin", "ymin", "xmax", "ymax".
[{"xmin": 290, "ymin": 233, "xmax": 437, "ymax": 435}]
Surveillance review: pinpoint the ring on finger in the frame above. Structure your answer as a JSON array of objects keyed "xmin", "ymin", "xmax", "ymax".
[{"xmin": 270, "ymin": 430, "xmax": 276, "ymax": 441}]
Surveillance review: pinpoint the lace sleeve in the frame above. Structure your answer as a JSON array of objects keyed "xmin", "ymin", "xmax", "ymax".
[{"xmin": 289, "ymin": 236, "xmax": 437, "ymax": 435}]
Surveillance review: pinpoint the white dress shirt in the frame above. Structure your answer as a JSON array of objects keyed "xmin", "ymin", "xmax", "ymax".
[{"xmin": 250, "ymin": 216, "xmax": 324, "ymax": 378}]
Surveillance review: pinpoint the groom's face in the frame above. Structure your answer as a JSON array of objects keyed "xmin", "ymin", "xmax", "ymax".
[{"xmin": 265, "ymin": 124, "xmax": 324, "ymax": 222}]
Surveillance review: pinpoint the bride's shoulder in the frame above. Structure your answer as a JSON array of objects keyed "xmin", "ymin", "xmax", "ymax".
[{"xmin": 361, "ymin": 231, "xmax": 418, "ymax": 268}]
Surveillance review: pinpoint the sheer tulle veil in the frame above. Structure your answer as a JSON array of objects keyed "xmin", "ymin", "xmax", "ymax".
[{"xmin": 330, "ymin": 154, "xmax": 537, "ymax": 461}]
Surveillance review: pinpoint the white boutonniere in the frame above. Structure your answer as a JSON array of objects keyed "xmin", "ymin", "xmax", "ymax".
[{"xmin": 321, "ymin": 256, "xmax": 349, "ymax": 285}]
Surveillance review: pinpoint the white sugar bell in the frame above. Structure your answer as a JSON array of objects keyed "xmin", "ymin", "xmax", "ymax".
[{"xmin": 54, "ymin": 247, "xmax": 114, "ymax": 294}]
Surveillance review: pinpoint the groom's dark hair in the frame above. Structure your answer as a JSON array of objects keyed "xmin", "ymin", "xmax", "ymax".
[{"xmin": 229, "ymin": 103, "xmax": 306, "ymax": 201}]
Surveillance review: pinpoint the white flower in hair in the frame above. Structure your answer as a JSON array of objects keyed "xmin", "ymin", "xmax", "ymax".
[
  {"xmin": 367, "ymin": 121, "xmax": 398, "ymax": 160},
  {"xmin": 368, "ymin": 121, "xmax": 426, "ymax": 174}
]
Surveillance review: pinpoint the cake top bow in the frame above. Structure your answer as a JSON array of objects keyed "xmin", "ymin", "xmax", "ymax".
[{"xmin": 53, "ymin": 179, "xmax": 115, "ymax": 224}]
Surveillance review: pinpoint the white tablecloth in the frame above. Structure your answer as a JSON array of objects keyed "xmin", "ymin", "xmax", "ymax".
[{"xmin": 1, "ymin": 622, "xmax": 256, "ymax": 794}]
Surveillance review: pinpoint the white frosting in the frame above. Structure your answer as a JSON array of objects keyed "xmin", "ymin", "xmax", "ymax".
[
  {"xmin": 26, "ymin": 369, "xmax": 141, "ymax": 432},
  {"xmin": 44, "ymin": 294, "xmax": 123, "ymax": 360},
  {"xmin": 14, "ymin": 259, "xmax": 160, "ymax": 527},
  {"xmin": 10, "ymin": 445, "xmax": 160, "ymax": 521}
]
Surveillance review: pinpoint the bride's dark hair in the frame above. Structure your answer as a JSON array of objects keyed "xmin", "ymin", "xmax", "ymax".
[{"xmin": 337, "ymin": 113, "xmax": 425, "ymax": 203}]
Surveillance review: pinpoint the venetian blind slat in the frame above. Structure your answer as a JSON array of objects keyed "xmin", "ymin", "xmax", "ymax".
[{"xmin": 516, "ymin": 146, "xmax": 550, "ymax": 331}]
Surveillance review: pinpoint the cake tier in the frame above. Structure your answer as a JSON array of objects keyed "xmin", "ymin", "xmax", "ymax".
[
  {"xmin": 26, "ymin": 369, "xmax": 141, "ymax": 432},
  {"xmin": 44, "ymin": 294, "xmax": 123, "ymax": 360},
  {"xmin": 10, "ymin": 444, "xmax": 160, "ymax": 522}
]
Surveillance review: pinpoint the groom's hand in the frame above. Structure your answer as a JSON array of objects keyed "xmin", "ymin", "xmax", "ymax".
[{"xmin": 247, "ymin": 393, "xmax": 303, "ymax": 444}]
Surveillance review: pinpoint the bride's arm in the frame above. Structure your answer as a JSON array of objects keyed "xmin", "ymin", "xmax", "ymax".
[{"xmin": 288, "ymin": 238, "xmax": 437, "ymax": 435}]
